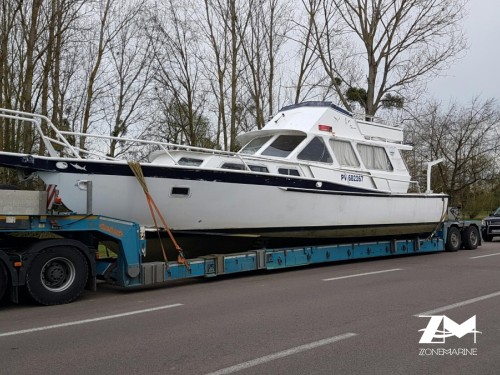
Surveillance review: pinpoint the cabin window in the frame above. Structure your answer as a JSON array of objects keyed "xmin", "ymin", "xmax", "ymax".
[
  {"xmin": 278, "ymin": 168, "xmax": 300, "ymax": 176},
  {"xmin": 221, "ymin": 163, "xmax": 245, "ymax": 170},
  {"xmin": 261, "ymin": 135, "xmax": 306, "ymax": 157},
  {"xmin": 297, "ymin": 137, "xmax": 333, "ymax": 163},
  {"xmin": 178, "ymin": 157, "xmax": 203, "ymax": 166},
  {"xmin": 330, "ymin": 140, "xmax": 360, "ymax": 167},
  {"xmin": 240, "ymin": 136, "xmax": 272, "ymax": 155},
  {"xmin": 249, "ymin": 165, "xmax": 269, "ymax": 173},
  {"xmin": 356, "ymin": 144, "xmax": 393, "ymax": 171},
  {"xmin": 221, "ymin": 163, "xmax": 269, "ymax": 173}
]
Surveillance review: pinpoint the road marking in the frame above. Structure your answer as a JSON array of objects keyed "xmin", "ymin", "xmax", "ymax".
[
  {"xmin": 322, "ymin": 268, "xmax": 403, "ymax": 281},
  {"xmin": 204, "ymin": 333, "xmax": 357, "ymax": 375},
  {"xmin": 0, "ymin": 303, "xmax": 183, "ymax": 337},
  {"xmin": 414, "ymin": 291, "xmax": 500, "ymax": 316},
  {"xmin": 469, "ymin": 252, "xmax": 500, "ymax": 259}
]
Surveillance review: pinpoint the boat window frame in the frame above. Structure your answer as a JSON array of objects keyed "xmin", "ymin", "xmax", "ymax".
[
  {"xmin": 220, "ymin": 162, "xmax": 269, "ymax": 173},
  {"xmin": 178, "ymin": 157, "xmax": 204, "ymax": 167},
  {"xmin": 356, "ymin": 143, "xmax": 394, "ymax": 171},
  {"xmin": 220, "ymin": 163, "xmax": 245, "ymax": 171},
  {"xmin": 248, "ymin": 165, "xmax": 269, "ymax": 173},
  {"xmin": 329, "ymin": 139, "xmax": 360, "ymax": 167},
  {"xmin": 239, "ymin": 135, "xmax": 273, "ymax": 155},
  {"xmin": 297, "ymin": 136, "xmax": 333, "ymax": 164},
  {"xmin": 261, "ymin": 134, "xmax": 307, "ymax": 158},
  {"xmin": 278, "ymin": 168, "xmax": 301, "ymax": 176}
]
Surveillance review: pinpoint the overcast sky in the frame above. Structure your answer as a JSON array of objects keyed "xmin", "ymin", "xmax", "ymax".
[{"xmin": 427, "ymin": 0, "xmax": 499, "ymax": 103}]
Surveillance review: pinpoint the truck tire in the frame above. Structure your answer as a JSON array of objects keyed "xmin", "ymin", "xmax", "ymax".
[
  {"xmin": 445, "ymin": 227, "xmax": 461, "ymax": 252},
  {"xmin": 462, "ymin": 226, "xmax": 479, "ymax": 250},
  {"xmin": 26, "ymin": 247, "xmax": 88, "ymax": 305},
  {"xmin": 0, "ymin": 262, "xmax": 7, "ymax": 302}
]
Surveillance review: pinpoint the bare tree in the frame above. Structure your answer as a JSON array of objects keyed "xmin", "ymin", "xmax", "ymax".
[
  {"xmin": 39, "ymin": 0, "xmax": 80, "ymax": 155},
  {"xmin": 238, "ymin": 0, "xmax": 266, "ymax": 129},
  {"xmin": 0, "ymin": 0, "xmax": 84, "ymax": 158},
  {"xmin": 238, "ymin": 0, "xmax": 292, "ymax": 129},
  {"xmin": 0, "ymin": 0, "xmax": 22, "ymax": 154},
  {"xmin": 199, "ymin": 0, "xmax": 230, "ymax": 149},
  {"xmin": 315, "ymin": 0, "xmax": 467, "ymax": 116},
  {"xmin": 200, "ymin": 0, "xmax": 251, "ymax": 151},
  {"xmin": 78, "ymin": 0, "xmax": 138, "ymax": 152},
  {"xmin": 0, "ymin": 0, "xmax": 474, "ymax": 163},
  {"xmin": 48, "ymin": 0, "xmax": 85, "ymax": 142},
  {"xmin": 148, "ymin": 0, "xmax": 212, "ymax": 147},
  {"xmin": 15, "ymin": 0, "xmax": 45, "ymax": 152},
  {"xmin": 79, "ymin": 0, "xmax": 113, "ymax": 152},
  {"xmin": 104, "ymin": 7, "xmax": 154, "ymax": 157},
  {"xmin": 407, "ymin": 98, "xmax": 500, "ymax": 210},
  {"xmin": 291, "ymin": 0, "xmax": 322, "ymax": 104}
]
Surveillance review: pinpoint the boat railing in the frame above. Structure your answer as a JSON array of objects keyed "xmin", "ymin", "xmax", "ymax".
[
  {"xmin": 352, "ymin": 113, "xmax": 397, "ymax": 127},
  {"xmin": 353, "ymin": 115, "xmax": 404, "ymax": 144},
  {"xmin": 0, "ymin": 107, "xmax": 80, "ymax": 158},
  {"xmin": 0, "ymin": 107, "xmax": 253, "ymax": 161},
  {"xmin": 0, "ymin": 107, "xmax": 309, "ymax": 168},
  {"xmin": 0, "ymin": 108, "xmax": 309, "ymax": 167}
]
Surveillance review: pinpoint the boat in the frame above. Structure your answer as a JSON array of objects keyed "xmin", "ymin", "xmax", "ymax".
[{"xmin": 0, "ymin": 102, "xmax": 448, "ymax": 257}]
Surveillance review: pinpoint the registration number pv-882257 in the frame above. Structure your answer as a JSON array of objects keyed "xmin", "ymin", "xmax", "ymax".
[{"xmin": 340, "ymin": 173, "xmax": 364, "ymax": 182}]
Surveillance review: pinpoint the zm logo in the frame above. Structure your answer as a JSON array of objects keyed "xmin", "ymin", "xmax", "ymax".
[{"xmin": 418, "ymin": 315, "xmax": 482, "ymax": 344}]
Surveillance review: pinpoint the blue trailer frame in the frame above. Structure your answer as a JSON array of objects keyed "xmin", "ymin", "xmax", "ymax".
[{"xmin": 0, "ymin": 213, "xmax": 480, "ymax": 305}]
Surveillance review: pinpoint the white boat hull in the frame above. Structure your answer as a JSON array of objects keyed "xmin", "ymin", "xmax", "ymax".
[{"xmin": 39, "ymin": 168, "xmax": 447, "ymax": 239}]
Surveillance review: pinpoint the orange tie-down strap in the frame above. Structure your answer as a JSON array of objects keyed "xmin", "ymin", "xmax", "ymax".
[{"xmin": 128, "ymin": 161, "xmax": 190, "ymax": 270}]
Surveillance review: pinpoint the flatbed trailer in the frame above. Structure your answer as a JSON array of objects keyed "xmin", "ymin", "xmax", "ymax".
[
  {"xmin": 0, "ymin": 190, "xmax": 482, "ymax": 305},
  {"xmin": 0, "ymin": 207, "xmax": 481, "ymax": 306}
]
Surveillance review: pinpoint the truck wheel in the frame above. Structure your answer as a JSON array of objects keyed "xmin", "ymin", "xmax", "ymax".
[
  {"xmin": 445, "ymin": 227, "xmax": 461, "ymax": 252},
  {"xmin": 26, "ymin": 247, "xmax": 88, "ymax": 305},
  {"xmin": 462, "ymin": 226, "xmax": 479, "ymax": 250},
  {"xmin": 0, "ymin": 263, "xmax": 7, "ymax": 302}
]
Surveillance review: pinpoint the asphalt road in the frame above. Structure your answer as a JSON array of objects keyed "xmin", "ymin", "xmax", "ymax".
[{"xmin": 1, "ymin": 241, "xmax": 500, "ymax": 375}]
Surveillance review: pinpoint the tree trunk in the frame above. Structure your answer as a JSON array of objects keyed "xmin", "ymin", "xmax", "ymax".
[{"xmin": 21, "ymin": 0, "xmax": 43, "ymax": 152}]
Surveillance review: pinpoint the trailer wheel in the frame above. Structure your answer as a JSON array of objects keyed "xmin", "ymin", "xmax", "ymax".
[
  {"xmin": 445, "ymin": 227, "xmax": 461, "ymax": 252},
  {"xmin": 26, "ymin": 247, "xmax": 88, "ymax": 305},
  {"xmin": 462, "ymin": 226, "xmax": 479, "ymax": 250},
  {"xmin": 0, "ymin": 263, "xmax": 7, "ymax": 302}
]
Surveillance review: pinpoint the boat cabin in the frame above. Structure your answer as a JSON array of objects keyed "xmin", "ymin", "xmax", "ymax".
[{"xmin": 150, "ymin": 102, "xmax": 412, "ymax": 193}]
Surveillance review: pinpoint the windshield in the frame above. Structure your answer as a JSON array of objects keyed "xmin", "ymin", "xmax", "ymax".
[
  {"xmin": 494, "ymin": 207, "xmax": 500, "ymax": 216},
  {"xmin": 240, "ymin": 136, "xmax": 272, "ymax": 155},
  {"xmin": 261, "ymin": 135, "xmax": 306, "ymax": 158}
]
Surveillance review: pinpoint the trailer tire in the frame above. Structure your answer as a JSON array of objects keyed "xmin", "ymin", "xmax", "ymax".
[
  {"xmin": 26, "ymin": 247, "xmax": 88, "ymax": 305},
  {"xmin": 445, "ymin": 227, "xmax": 461, "ymax": 252},
  {"xmin": 462, "ymin": 226, "xmax": 479, "ymax": 250},
  {"xmin": 0, "ymin": 262, "xmax": 7, "ymax": 302}
]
